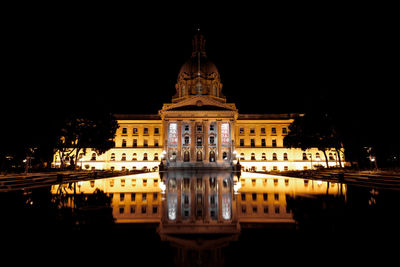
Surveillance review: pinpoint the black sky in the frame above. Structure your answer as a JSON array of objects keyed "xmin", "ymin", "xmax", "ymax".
[{"xmin": 2, "ymin": 4, "xmax": 398, "ymax": 152}]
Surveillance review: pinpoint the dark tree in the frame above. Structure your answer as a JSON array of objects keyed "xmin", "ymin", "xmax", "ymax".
[
  {"xmin": 54, "ymin": 112, "xmax": 119, "ymax": 170},
  {"xmin": 284, "ymin": 112, "xmax": 344, "ymax": 168}
]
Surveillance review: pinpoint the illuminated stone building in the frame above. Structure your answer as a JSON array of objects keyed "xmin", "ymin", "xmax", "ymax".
[{"xmin": 53, "ymin": 32, "xmax": 344, "ymax": 171}]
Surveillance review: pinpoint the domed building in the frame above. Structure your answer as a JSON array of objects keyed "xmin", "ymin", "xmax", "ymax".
[
  {"xmin": 173, "ymin": 32, "xmax": 225, "ymax": 103},
  {"xmin": 53, "ymin": 32, "xmax": 345, "ymax": 171}
]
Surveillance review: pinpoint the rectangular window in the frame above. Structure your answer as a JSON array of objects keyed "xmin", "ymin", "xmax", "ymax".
[
  {"xmin": 210, "ymin": 124, "xmax": 215, "ymax": 131},
  {"xmin": 154, "ymin": 128, "xmax": 159, "ymax": 134},
  {"xmin": 261, "ymin": 128, "xmax": 266, "ymax": 135},
  {"xmin": 122, "ymin": 139, "xmax": 126, "ymax": 147},
  {"xmin": 133, "ymin": 128, "xmax": 138, "ymax": 135},
  {"xmin": 282, "ymin": 127, "xmax": 287, "ymax": 135},
  {"xmin": 133, "ymin": 139, "xmax": 137, "ymax": 147},
  {"xmin": 239, "ymin": 128, "xmax": 244, "ymax": 135},
  {"xmin": 143, "ymin": 139, "xmax": 148, "ymax": 147},
  {"xmin": 131, "ymin": 193, "xmax": 136, "ymax": 201},
  {"xmin": 144, "ymin": 128, "xmax": 148, "ymax": 135},
  {"xmin": 240, "ymin": 139, "xmax": 244, "ymax": 147},
  {"xmin": 130, "ymin": 205, "xmax": 135, "ymax": 214},
  {"xmin": 154, "ymin": 139, "xmax": 159, "ymax": 147},
  {"xmin": 122, "ymin": 128, "xmax": 127, "ymax": 134},
  {"xmin": 271, "ymin": 127, "xmax": 276, "ymax": 135},
  {"xmin": 251, "ymin": 139, "xmax": 255, "ymax": 147},
  {"xmin": 241, "ymin": 193, "xmax": 246, "ymax": 201},
  {"xmin": 272, "ymin": 139, "xmax": 277, "ymax": 147},
  {"xmin": 261, "ymin": 138, "xmax": 266, "ymax": 147},
  {"xmin": 250, "ymin": 128, "xmax": 255, "ymax": 135}
]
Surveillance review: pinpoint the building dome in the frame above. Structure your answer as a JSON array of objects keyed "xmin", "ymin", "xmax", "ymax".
[{"xmin": 173, "ymin": 32, "xmax": 225, "ymax": 103}]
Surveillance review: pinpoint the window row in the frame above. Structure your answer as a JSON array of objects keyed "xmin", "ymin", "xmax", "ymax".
[
  {"xmin": 109, "ymin": 178, "xmax": 158, "ymax": 188},
  {"xmin": 90, "ymin": 153, "xmax": 159, "ymax": 161},
  {"xmin": 239, "ymin": 152, "xmax": 288, "ymax": 161},
  {"xmin": 239, "ymin": 152, "xmax": 338, "ymax": 161},
  {"xmin": 240, "ymin": 193, "xmax": 288, "ymax": 202},
  {"xmin": 120, "ymin": 139, "xmax": 159, "ymax": 147},
  {"xmin": 120, "ymin": 127, "xmax": 160, "ymax": 136},
  {"xmin": 241, "ymin": 204, "xmax": 290, "ymax": 215},
  {"xmin": 118, "ymin": 204, "xmax": 159, "ymax": 215},
  {"xmin": 114, "ymin": 192, "xmax": 159, "ymax": 202},
  {"xmin": 238, "ymin": 127, "xmax": 287, "ymax": 136},
  {"xmin": 239, "ymin": 138, "xmax": 278, "ymax": 147}
]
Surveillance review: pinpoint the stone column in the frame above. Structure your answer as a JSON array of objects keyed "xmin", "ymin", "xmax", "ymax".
[
  {"xmin": 204, "ymin": 175, "xmax": 210, "ymax": 223},
  {"xmin": 217, "ymin": 176, "xmax": 223, "ymax": 222},
  {"xmin": 177, "ymin": 121, "xmax": 182, "ymax": 162},
  {"xmin": 204, "ymin": 120, "xmax": 209, "ymax": 162},
  {"xmin": 217, "ymin": 120, "xmax": 222, "ymax": 161},
  {"xmin": 191, "ymin": 120, "xmax": 196, "ymax": 162}
]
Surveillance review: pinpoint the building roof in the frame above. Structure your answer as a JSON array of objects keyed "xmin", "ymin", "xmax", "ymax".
[
  {"xmin": 237, "ymin": 113, "xmax": 301, "ymax": 120},
  {"xmin": 114, "ymin": 114, "xmax": 161, "ymax": 120}
]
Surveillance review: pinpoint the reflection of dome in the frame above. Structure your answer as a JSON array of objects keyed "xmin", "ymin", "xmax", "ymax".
[{"xmin": 173, "ymin": 32, "xmax": 225, "ymax": 103}]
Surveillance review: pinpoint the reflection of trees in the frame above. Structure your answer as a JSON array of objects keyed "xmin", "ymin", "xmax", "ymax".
[
  {"xmin": 286, "ymin": 194, "xmax": 346, "ymax": 233},
  {"xmin": 0, "ymin": 185, "xmax": 114, "ymax": 240},
  {"xmin": 55, "ymin": 185, "xmax": 114, "ymax": 230}
]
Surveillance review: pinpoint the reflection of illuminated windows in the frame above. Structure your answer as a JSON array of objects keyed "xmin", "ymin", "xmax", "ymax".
[
  {"xmin": 241, "ymin": 205, "xmax": 246, "ymax": 213},
  {"xmin": 274, "ymin": 206, "xmax": 280, "ymax": 214},
  {"xmin": 252, "ymin": 206, "xmax": 257, "ymax": 213},
  {"xmin": 141, "ymin": 206, "xmax": 146, "ymax": 214},
  {"xmin": 264, "ymin": 206, "xmax": 269, "ymax": 214},
  {"xmin": 167, "ymin": 193, "xmax": 177, "ymax": 220},
  {"xmin": 152, "ymin": 206, "xmax": 158, "ymax": 214},
  {"xmin": 130, "ymin": 205, "xmax": 135, "ymax": 214},
  {"xmin": 119, "ymin": 206, "xmax": 124, "ymax": 214}
]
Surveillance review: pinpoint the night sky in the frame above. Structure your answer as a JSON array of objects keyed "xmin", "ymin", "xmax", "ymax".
[{"xmin": 2, "ymin": 5, "xmax": 398, "ymax": 156}]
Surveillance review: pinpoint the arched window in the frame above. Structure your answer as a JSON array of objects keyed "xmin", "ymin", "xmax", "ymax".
[
  {"xmin": 251, "ymin": 153, "xmax": 255, "ymax": 160},
  {"xmin": 316, "ymin": 153, "xmax": 320, "ymax": 160},
  {"xmin": 283, "ymin": 153, "xmax": 288, "ymax": 161},
  {"xmin": 240, "ymin": 153, "xmax": 245, "ymax": 160},
  {"xmin": 110, "ymin": 153, "xmax": 115, "ymax": 161},
  {"xmin": 154, "ymin": 153, "xmax": 159, "ymax": 161},
  {"xmin": 272, "ymin": 153, "xmax": 277, "ymax": 161},
  {"xmin": 262, "ymin": 153, "xmax": 266, "ymax": 160},
  {"xmin": 121, "ymin": 153, "xmax": 126, "ymax": 161},
  {"xmin": 91, "ymin": 153, "xmax": 96, "ymax": 161},
  {"xmin": 143, "ymin": 153, "xmax": 148, "ymax": 161},
  {"xmin": 132, "ymin": 153, "xmax": 137, "ymax": 161},
  {"xmin": 302, "ymin": 153, "xmax": 308, "ymax": 160},
  {"xmin": 329, "ymin": 153, "xmax": 334, "ymax": 160}
]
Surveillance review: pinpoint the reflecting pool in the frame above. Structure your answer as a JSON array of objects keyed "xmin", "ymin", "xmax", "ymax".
[{"xmin": 1, "ymin": 171, "xmax": 399, "ymax": 265}]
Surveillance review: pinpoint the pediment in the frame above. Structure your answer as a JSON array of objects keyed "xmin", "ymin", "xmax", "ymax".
[{"xmin": 161, "ymin": 95, "xmax": 237, "ymax": 112}]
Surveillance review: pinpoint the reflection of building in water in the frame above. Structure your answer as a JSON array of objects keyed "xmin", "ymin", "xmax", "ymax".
[
  {"xmin": 51, "ymin": 172, "xmax": 162, "ymax": 223},
  {"xmin": 52, "ymin": 172, "xmax": 346, "ymax": 226},
  {"xmin": 51, "ymin": 171, "xmax": 346, "ymax": 266},
  {"xmin": 160, "ymin": 171, "xmax": 238, "ymax": 235},
  {"xmin": 237, "ymin": 172, "xmax": 345, "ymax": 226}
]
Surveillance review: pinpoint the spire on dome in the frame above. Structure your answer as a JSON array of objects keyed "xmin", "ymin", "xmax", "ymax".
[{"xmin": 192, "ymin": 28, "xmax": 206, "ymax": 57}]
